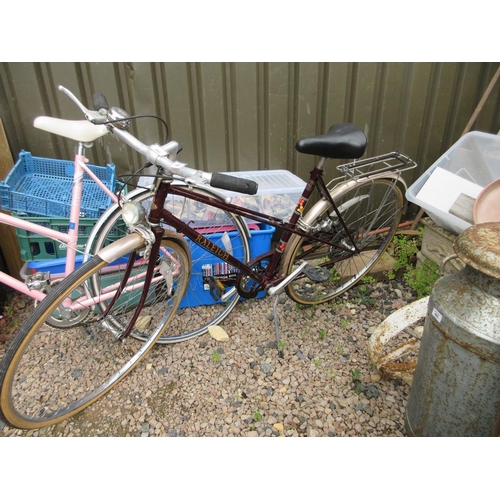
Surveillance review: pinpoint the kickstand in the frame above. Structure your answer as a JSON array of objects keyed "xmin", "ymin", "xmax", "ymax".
[{"xmin": 273, "ymin": 293, "xmax": 284, "ymax": 358}]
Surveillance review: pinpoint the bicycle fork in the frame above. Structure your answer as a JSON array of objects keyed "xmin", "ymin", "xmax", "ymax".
[{"xmin": 101, "ymin": 226, "xmax": 166, "ymax": 341}]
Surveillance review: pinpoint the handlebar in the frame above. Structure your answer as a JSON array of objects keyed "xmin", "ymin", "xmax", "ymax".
[
  {"xmin": 57, "ymin": 85, "xmax": 258, "ymax": 196},
  {"xmin": 211, "ymin": 172, "xmax": 260, "ymax": 194}
]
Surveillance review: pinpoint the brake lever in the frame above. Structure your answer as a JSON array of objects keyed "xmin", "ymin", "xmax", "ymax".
[{"xmin": 58, "ymin": 85, "xmax": 107, "ymax": 124}]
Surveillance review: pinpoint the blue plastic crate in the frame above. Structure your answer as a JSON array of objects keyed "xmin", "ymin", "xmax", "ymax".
[
  {"xmin": 0, "ymin": 151, "xmax": 116, "ymax": 218},
  {"xmin": 179, "ymin": 223, "xmax": 275, "ymax": 308}
]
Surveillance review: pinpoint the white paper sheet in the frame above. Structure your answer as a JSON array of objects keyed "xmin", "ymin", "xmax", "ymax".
[{"xmin": 415, "ymin": 167, "xmax": 484, "ymax": 213}]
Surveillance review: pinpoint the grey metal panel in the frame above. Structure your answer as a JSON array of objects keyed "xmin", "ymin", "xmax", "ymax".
[{"xmin": 1, "ymin": 62, "xmax": 499, "ymax": 209}]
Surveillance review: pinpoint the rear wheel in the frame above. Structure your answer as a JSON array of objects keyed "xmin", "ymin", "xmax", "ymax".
[
  {"xmin": 0, "ymin": 237, "xmax": 189, "ymax": 429},
  {"xmin": 285, "ymin": 178, "xmax": 403, "ymax": 305}
]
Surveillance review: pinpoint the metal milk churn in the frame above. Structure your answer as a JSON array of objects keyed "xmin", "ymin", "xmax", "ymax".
[{"xmin": 405, "ymin": 222, "xmax": 500, "ymax": 436}]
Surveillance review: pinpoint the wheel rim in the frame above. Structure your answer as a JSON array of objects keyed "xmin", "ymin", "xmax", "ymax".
[
  {"xmin": 0, "ymin": 240, "xmax": 189, "ymax": 429},
  {"xmin": 286, "ymin": 179, "xmax": 402, "ymax": 304}
]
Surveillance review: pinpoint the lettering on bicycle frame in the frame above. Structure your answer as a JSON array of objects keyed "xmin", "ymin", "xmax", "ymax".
[{"xmin": 193, "ymin": 232, "xmax": 230, "ymax": 261}]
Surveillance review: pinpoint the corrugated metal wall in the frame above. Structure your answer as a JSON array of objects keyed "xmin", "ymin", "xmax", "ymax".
[{"xmin": 1, "ymin": 61, "xmax": 500, "ymax": 202}]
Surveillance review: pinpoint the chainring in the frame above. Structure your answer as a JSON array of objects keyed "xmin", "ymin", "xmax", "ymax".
[{"xmin": 235, "ymin": 251, "xmax": 274, "ymax": 299}]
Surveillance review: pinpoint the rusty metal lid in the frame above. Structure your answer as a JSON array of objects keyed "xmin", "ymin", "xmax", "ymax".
[{"xmin": 454, "ymin": 222, "xmax": 500, "ymax": 279}]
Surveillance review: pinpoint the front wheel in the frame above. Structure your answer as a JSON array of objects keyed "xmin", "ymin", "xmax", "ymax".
[
  {"xmin": 0, "ymin": 237, "xmax": 190, "ymax": 429},
  {"xmin": 87, "ymin": 185, "xmax": 251, "ymax": 344},
  {"xmin": 285, "ymin": 178, "xmax": 403, "ymax": 305}
]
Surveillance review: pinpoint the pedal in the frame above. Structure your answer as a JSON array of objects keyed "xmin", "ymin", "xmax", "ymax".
[
  {"xmin": 26, "ymin": 271, "xmax": 51, "ymax": 292},
  {"xmin": 206, "ymin": 276, "xmax": 226, "ymax": 301},
  {"xmin": 303, "ymin": 264, "xmax": 330, "ymax": 282},
  {"xmin": 268, "ymin": 261, "xmax": 309, "ymax": 297}
]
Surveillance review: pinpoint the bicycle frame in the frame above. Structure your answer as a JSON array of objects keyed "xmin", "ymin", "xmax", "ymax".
[
  {"xmin": 0, "ymin": 145, "xmax": 119, "ymax": 301},
  {"xmin": 145, "ymin": 160, "xmax": 361, "ymax": 297}
]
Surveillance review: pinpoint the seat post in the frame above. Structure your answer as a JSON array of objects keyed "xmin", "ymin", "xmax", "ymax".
[
  {"xmin": 76, "ymin": 142, "xmax": 87, "ymax": 157},
  {"xmin": 316, "ymin": 157, "xmax": 327, "ymax": 170}
]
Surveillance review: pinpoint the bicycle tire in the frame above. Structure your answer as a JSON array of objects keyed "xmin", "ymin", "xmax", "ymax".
[
  {"xmin": 284, "ymin": 177, "xmax": 403, "ymax": 305},
  {"xmin": 86, "ymin": 184, "xmax": 251, "ymax": 344},
  {"xmin": 0, "ymin": 236, "xmax": 190, "ymax": 429}
]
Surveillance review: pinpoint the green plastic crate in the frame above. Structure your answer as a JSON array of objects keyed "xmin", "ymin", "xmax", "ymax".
[{"xmin": 13, "ymin": 212, "xmax": 125, "ymax": 261}]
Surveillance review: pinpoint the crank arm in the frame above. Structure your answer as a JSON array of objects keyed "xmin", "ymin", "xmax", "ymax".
[{"xmin": 267, "ymin": 261, "xmax": 309, "ymax": 297}]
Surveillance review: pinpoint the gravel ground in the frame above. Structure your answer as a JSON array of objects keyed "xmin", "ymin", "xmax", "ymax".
[{"xmin": 0, "ymin": 278, "xmax": 418, "ymax": 437}]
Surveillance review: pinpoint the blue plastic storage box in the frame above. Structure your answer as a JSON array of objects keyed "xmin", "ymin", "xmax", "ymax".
[
  {"xmin": 25, "ymin": 255, "xmax": 85, "ymax": 279},
  {"xmin": 23, "ymin": 223, "xmax": 276, "ymax": 310},
  {"xmin": 179, "ymin": 223, "xmax": 275, "ymax": 308}
]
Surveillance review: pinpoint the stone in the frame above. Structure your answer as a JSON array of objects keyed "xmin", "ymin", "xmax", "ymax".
[
  {"xmin": 208, "ymin": 325, "xmax": 230, "ymax": 342},
  {"xmin": 273, "ymin": 423, "xmax": 285, "ymax": 436},
  {"xmin": 135, "ymin": 316, "xmax": 152, "ymax": 331}
]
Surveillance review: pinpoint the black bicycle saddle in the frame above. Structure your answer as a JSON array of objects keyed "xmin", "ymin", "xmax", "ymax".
[{"xmin": 295, "ymin": 123, "xmax": 367, "ymax": 159}]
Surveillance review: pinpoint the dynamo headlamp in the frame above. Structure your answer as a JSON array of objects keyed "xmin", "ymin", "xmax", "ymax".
[{"xmin": 122, "ymin": 201, "xmax": 147, "ymax": 226}]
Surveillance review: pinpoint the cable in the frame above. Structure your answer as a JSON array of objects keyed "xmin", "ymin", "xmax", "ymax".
[{"xmin": 92, "ymin": 114, "xmax": 169, "ymax": 143}]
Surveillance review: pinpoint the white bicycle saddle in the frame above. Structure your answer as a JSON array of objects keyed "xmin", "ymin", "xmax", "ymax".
[{"xmin": 34, "ymin": 116, "xmax": 109, "ymax": 143}]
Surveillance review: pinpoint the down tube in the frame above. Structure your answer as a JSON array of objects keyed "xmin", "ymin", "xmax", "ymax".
[{"xmin": 159, "ymin": 209, "xmax": 264, "ymax": 286}]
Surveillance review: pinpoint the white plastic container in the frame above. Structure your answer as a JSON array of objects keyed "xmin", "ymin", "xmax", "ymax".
[
  {"xmin": 212, "ymin": 169, "xmax": 306, "ymax": 220},
  {"xmin": 406, "ymin": 132, "xmax": 500, "ymax": 234}
]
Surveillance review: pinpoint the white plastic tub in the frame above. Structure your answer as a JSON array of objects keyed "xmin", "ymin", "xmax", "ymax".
[
  {"xmin": 211, "ymin": 169, "xmax": 306, "ymax": 221},
  {"xmin": 406, "ymin": 132, "xmax": 500, "ymax": 234}
]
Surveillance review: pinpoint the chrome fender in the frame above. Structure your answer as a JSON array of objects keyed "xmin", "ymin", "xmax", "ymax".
[{"xmin": 280, "ymin": 172, "xmax": 406, "ymax": 274}]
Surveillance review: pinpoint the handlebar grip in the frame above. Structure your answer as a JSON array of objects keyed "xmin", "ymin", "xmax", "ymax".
[
  {"xmin": 92, "ymin": 92, "xmax": 109, "ymax": 111},
  {"xmin": 210, "ymin": 172, "xmax": 258, "ymax": 195}
]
